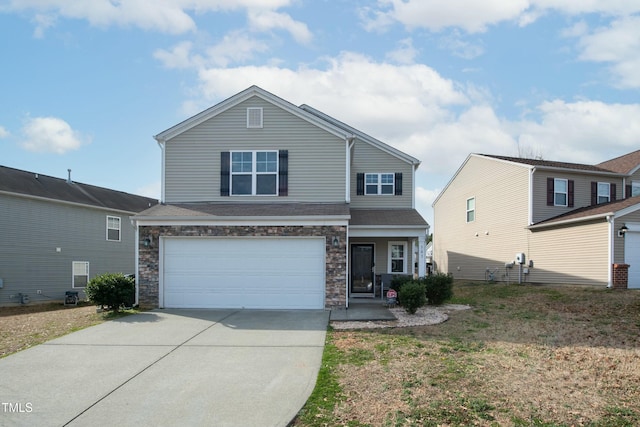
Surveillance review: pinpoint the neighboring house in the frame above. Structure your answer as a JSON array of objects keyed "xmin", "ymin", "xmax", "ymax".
[
  {"xmin": 433, "ymin": 151, "xmax": 640, "ymax": 289},
  {"xmin": 0, "ymin": 166, "xmax": 158, "ymax": 306},
  {"xmin": 132, "ymin": 85, "xmax": 429, "ymax": 310}
]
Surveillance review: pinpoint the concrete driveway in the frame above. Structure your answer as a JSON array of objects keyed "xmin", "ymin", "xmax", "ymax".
[{"xmin": 0, "ymin": 309, "xmax": 329, "ymax": 427}]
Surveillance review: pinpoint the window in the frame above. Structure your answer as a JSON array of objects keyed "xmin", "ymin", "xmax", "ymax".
[
  {"xmin": 72, "ymin": 261, "xmax": 89, "ymax": 288},
  {"xmin": 365, "ymin": 173, "xmax": 394, "ymax": 195},
  {"xmin": 597, "ymin": 182, "xmax": 610, "ymax": 204},
  {"xmin": 231, "ymin": 151, "xmax": 278, "ymax": 195},
  {"xmin": 466, "ymin": 197, "xmax": 475, "ymax": 223},
  {"xmin": 633, "ymin": 181, "xmax": 640, "ymax": 197},
  {"xmin": 389, "ymin": 242, "xmax": 407, "ymax": 274},
  {"xmin": 106, "ymin": 216, "xmax": 121, "ymax": 241},
  {"xmin": 246, "ymin": 108, "xmax": 263, "ymax": 128},
  {"xmin": 554, "ymin": 178, "xmax": 568, "ymax": 206}
]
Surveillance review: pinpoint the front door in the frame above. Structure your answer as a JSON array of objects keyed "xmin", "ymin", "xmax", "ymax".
[{"xmin": 351, "ymin": 244, "xmax": 374, "ymax": 294}]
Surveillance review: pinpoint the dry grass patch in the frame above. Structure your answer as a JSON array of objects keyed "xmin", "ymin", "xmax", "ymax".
[
  {"xmin": 1, "ymin": 303, "xmax": 107, "ymax": 357},
  {"xmin": 293, "ymin": 282, "xmax": 640, "ymax": 426}
]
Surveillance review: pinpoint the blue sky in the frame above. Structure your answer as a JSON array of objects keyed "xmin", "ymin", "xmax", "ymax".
[{"xmin": 1, "ymin": 1, "xmax": 639, "ymax": 229}]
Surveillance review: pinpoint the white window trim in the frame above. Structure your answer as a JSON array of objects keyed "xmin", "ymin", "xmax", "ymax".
[
  {"xmin": 230, "ymin": 150, "xmax": 278, "ymax": 196},
  {"xmin": 597, "ymin": 182, "xmax": 611, "ymax": 204},
  {"xmin": 554, "ymin": 178, "xmax": 568, "ymax": 207},
  {"xmin": 388, "ymin": 241, "xmax": 407, "ymax": 274},
  {"xmin": 466, "ymin": 197, "xmax": 475, "ymax": 223},
  {"xmin": 72, "ymin": 261, "xmax": 89, "ymax": 289},
  {"xmin": 106, "ymin": 215, "xmax": 121, "ymax": 242},
  {"xmin": 365, "ymin": 173, "xmax": 395, "ymax": 195},
  {"xmin": 246, "ymin": 107, "xmax": 263, "ymax": 128}
]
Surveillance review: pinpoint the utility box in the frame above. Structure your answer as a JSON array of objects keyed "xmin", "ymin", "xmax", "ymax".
[{"xmin": 515, "ymin": 253, "xmax": 526, "ymax": 264}]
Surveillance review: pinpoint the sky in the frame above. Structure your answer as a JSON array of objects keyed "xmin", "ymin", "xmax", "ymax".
[{"xmin": 1, "ymin": 1, "xmax": 640, "ymax": 231}]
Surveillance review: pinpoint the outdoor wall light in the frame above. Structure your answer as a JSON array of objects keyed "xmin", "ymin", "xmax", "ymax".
[
  {"xmin": 618, "ymin": 225, "xmax": 628, "ymax": 238},
  {"xmin": 143, "ymin": 237, "xmax": 152, "ymax": 247},
  {"xmin": 332, "ymin": 236, "xmax": 340, "ymax": 247}
]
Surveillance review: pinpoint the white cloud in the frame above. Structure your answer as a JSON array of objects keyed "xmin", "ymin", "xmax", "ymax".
[
  {"xmin": 0, "ymin": 126, "xmax": 10, "ymax": 139},
  {"xmin": 362, "ymin": 0, "xmax": 640, "ymax": 34},
  {"xmin": 438, "ymin": 30, "xmax": 485, "ymax": 59},
  {"xmin": 136, "ymin": 181, "xmax": 162, "ymax": 200},
  {"xmin": 572, "ymin": 15, "xmax": 640, "ymax": 88},
  {"xmin": 385, "ymin": 38, "xmax": 419, "ymax": 64},
  {"xmin": 154, "ymin": 41, "xmax": 199, "ymax": 69},
  {"xmin": 21, "ymin": 117, "xmax": 89, "ymax": 154},
  {"xmin": 247, "ymin": 9, "xmax": 312, "ymax": 44},
  {"xmin": 514, "ymin": 100, "xmax": 640, "ymax": 163}
]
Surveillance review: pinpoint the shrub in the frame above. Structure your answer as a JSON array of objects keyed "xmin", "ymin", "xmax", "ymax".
[
  {"xmin": 85, "ymin": 273, "xmax": 135, "ymax": 312},
  {"xmin": 390, "ymin": 274, "xmax": 414, "ymax": 295},
  {"xmin": 423, "ymin": 273, "xmax": 454, "ymax": 305},
  {"xmin": 398, "ymin": 281, "xmax": 427, "ymax": 314}
]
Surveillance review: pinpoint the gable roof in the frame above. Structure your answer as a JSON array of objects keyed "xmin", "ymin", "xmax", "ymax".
[
  {"xmin": 154, "ymin": 85, "xmax": 353, "ymax": 143},
  {"xmin": 596, "ymin": 150, "xmax": 640, "ymax": 175},
  {"xmin": 529, "ymin": 195, "xmax": 640, "ymax": 229},
  {"xmin": 0, "ymin": 165, "xmax": 157, "ymax": 213},
  {"xmin": 481, "ymin": 154, "xmax": 620, "ymax": 174},
  {"xmin": 300, "ymin": 104, "xmax": 421, "ymax": 166}
]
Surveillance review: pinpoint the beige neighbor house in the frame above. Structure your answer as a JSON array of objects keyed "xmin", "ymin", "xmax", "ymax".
[
  {"xmin": 433, "ymin": 151, "xmax": 640, "ymax": 289},
  {"xmin": 132, "ymin": 86, "xmax": 429, "ymax": 309}
]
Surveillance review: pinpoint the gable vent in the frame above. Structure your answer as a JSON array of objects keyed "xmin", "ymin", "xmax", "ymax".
[{"xmin": 247, "ymin": 107, "xmax": 263, "ymax": 128}]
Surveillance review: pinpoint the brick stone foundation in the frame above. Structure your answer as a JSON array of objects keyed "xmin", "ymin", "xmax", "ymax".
[
  {"xmin": 137, "ymin": 225, "xmax": 347, "ymax": 309},
  {"xmin": 612, "ymin": 263, "xmax": 629, "ymax": 289}
]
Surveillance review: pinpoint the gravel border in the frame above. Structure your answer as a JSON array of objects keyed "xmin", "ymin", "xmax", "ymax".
[{"xmin": 330, "ymin": 304, "xmax": 472, "ymax": 330}]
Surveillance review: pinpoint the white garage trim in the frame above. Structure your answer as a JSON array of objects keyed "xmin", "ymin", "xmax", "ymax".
[
  {"xmin": 160, "ymin": 236, "xmax": 326, "ymax": 309},
  {"xmin": 624, "ymin": 223, "xmax": 640, "ymax": 289}
]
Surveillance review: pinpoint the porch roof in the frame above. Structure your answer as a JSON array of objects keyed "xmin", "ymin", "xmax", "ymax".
[{"xmin": 349, "ymin": 208, "xmax": 429, "ymax": 227}]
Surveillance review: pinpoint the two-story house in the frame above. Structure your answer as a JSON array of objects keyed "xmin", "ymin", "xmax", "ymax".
[
  {"xmin": 433, "ymin": 151, "xmax": 640, "ymax": 288},
  {"xmin": 0, "ymin": 166, "xmax": 157, "ymax": 306},
  {"xmin": 132, "ymin": 86, "xmax": 429, "ymax": 309}
]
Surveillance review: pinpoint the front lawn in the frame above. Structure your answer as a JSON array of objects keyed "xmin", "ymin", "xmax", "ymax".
[{"xmin": 292, "ymin": 282, "xmax": 640, "ymax": 426}]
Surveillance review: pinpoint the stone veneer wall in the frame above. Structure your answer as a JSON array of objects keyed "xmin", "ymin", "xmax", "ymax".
[{"xmin": 138, "ymin": 225, "xmax": 347, "ymax": 309}]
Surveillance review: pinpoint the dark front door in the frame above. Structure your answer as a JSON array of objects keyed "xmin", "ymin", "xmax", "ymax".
[{"xmin": 351, "ymin": 244, "xmax": 374, "ymax": 294}]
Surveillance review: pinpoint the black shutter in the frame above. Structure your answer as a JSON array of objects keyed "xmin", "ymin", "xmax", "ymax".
[
  {"xmin": 591, "ymin": 181, "xmax": 597, "ymax": 205},
  {"xmin": 356, "ymin": 173, "xmax": 364, "ymax": 195},
  {"xmin": 547, "ymin": 178, "xmax": 554, "ymax": 206},
  {"xmin": 278, "ymin": 150, "xmax": 288, "ymax": 197},
  {"xmin": 395, "ymin": 173, "xmax": 403, "ymax": 196},
  {"xmin": 220, "ymin": 151, "xmax": 230, "ymax": 196},
  {"xmin": 626, "ymin": 184, "xmax": 632, "ymax": 198},
  {"xmin": 568, "ymin": 180, "xmax": 574, "ymax": 207},
  {"xmin": 611, "ymin": 183, "xmax": 617, "ymax": 201}
]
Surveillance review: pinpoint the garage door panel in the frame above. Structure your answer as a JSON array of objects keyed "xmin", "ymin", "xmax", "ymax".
[{"xmin": 162, "ymin": 237, "xmax": 325, "ymax": 309}]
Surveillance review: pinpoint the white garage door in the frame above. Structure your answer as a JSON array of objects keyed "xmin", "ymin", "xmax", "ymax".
[
  {"xmin": 625, "ymin": 231, "xmax": 640, "ymax": 289},
  {"xmin": 162, "ymin": 237, "xmax": 326, "ymax": 309}
]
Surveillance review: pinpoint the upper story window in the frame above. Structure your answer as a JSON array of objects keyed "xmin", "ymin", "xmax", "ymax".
[
  {"xmin": 597, "ymin": 182, "xmax": 610, "ymax": 203},
  {"xmin": 231, "ymin": 150, "xmax": 278, "ymax": 195},
  {"xmin": 554, "ymin": 179, "xmax": 568, "ymax": 206},
  {"xmin": 547, "ymin": 178, "xmax": 574, "ymax": 207},
  {"xmin": 356, "ymin": 173, "xmax": 402, "ymax": 196},
  {"xmin": 466, "ymin": 197, "xmax": 475, "ymax": 223},
  {"xmin": 633, "ymin": 181, "xmax": 640, "ymax": 197},
  {"xmin": 365, "ymin": 173, "xmax": 394, "ymax": 195},
  {"xmin": 106, "ymin": 216, "xmax": 121, "ymax": 241},
  {"xmin": 591, "ymin": 181, "xmax": 616, "ymax": 205}
]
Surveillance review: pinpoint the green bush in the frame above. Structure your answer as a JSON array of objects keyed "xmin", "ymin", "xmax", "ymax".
[
  {"xmin": 398, "ymin": 281, "xmax": 427, "ymax": 314},
  {"xmin": 423, "ymin": 273, "xmax": 454, "ymax": 305},
  {"xmin": 85, "ymin": 273, "xmax": 135, "ymax": 312},
  {"xmin": 390, "ymin": 274, "xmax": 414, "ymax": 295}
]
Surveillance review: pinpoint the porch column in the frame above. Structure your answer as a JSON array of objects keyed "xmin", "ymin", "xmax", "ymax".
[{"xmin": 417, "ymin": 235, "xmax": 426, "ymax": 277}]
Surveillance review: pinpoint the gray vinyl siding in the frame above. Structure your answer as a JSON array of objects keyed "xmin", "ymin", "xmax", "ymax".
[
  {"xmin": 164, "ymin": 96, "xmax": 347, "ymax": 203},
  {"xmin": 433, "ymin": 156, "xmax": 530, "ymax": 281},
  {"xmin": 350, "ymin": 140, "xmax": 414, "ymax": 208},
  {"xmin": 528, "ymin": 220, "xmax": 609, "ymax": 286},
  {"xmin": 0, "ymin": 194, "xmax": 137, "ymax": 306},
  {"xmin": 532, "ymin": 171, "xmax": 624, "ymax": 223}
]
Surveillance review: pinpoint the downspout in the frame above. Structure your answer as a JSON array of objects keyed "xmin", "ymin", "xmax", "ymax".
[
  {"xmin": 134, "ymin": 222, "xmax": 140, "ymax": 306},
  {"xmin": 345, "ymin": 136, "xmax": 355, "ymax": 203},
  {"xmin": 607, "ymin": 215, "xmax": 613, "ymax": 288},
  {"xmin": 529, "ymin": 167, "xmax": 535, "ymax": 225},
  {"xmin": 156, "ymin": 137, "xmax": 166, "ymax": 203}
]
